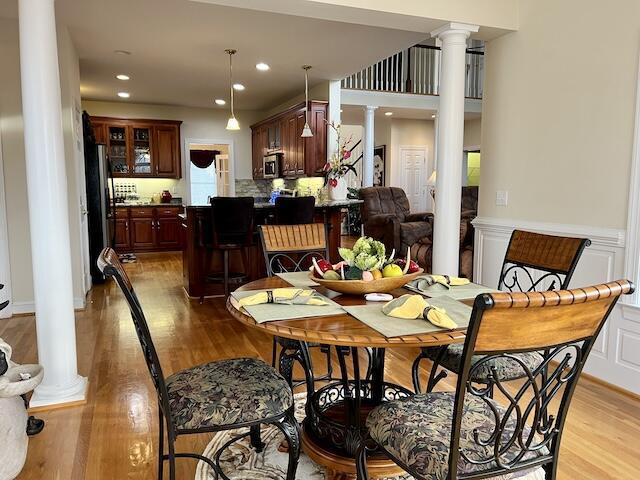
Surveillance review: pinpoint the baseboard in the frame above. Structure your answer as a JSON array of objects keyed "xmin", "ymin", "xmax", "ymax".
[{"xmin": 8, "ymin": 296, "xmax": 87, "ymax": 316}]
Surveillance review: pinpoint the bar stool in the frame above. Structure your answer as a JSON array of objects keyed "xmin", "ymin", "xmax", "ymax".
[
  {"xmin": 202, "ymin": 197, "xmax": 254, "ymax": 300},
  {"xmin": 274, "ymin": 196, "xmax": 315, "ymax": 225}
]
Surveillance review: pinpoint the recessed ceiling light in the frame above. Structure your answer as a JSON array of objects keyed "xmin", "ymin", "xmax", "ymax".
[
  {"xmin": 256, "ymin": 63, "xmax": 270, "ymax": 71},
  {"xmin": 385, "ymin": 112, "xmax": 393, "ymax": 116},
  {"xmin": 340, "ymin": 109, "xmax": 343, "ymax": 113},
  {"xmin": 431, "ymin": 114, "xmax": 437, "ymax": 118},
  {"xmin": 116, "ymin": 74, "xmax": 130, "ymax": 81},
  {"xmin": 117, "ymin": 92, "xmax": 130, "ymax": 98},
  {"xmin": 214, "ymin": 99, "xmax": 226, "ymax": 105},
  {"xmin": 114, "ymin": 50, "xmax": 131, "ymax": 56},
  {"xmin": 233, "ymin": 83, "xmax": 245, "ymax": 91}
]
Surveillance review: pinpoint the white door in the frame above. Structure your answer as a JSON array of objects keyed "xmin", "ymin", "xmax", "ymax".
[
  {"xmin": 215, "ymin": 154, "xmax": 230, "ymax": 196},
  {"xmin": 399, "ymin": 147, "xmax": 428, "ymax": 212}
]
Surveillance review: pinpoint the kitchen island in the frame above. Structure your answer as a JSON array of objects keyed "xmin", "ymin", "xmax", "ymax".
[{"xmin": 181, "ymin": 199, "xmax": 362, "ymax": 298}]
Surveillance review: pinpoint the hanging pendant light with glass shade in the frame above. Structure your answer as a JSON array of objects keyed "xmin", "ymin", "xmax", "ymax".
[
  {"xmin": 301, "ymin": 65, "xmax": 313, "ymax": 137},
  {"xmin": 225, "ymin": 49, "xmax": 240, "ymax": 130}
]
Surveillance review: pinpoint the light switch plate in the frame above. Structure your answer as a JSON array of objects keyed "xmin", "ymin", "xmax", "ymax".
[{"xmin": 496, "ymin": 190, "xmax": 508, "ymax": 206}]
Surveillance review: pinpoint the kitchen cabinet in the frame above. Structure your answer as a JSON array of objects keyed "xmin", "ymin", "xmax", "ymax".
[
  {"xmin": 90, "ymin": 116, "xmax": 182, "ymax": 179},
  {"xmin": 112, "ymin": 206, "xmax": 183, "ymax": 252},
  {"xmin": 250, "ymin": 101, "xmax": 328, "ymax": 179}
]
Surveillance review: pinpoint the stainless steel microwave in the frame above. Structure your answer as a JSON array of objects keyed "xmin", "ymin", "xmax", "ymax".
[{"xmin": 263, "ymin": 153, "xmax": 281, "ymax": 178}]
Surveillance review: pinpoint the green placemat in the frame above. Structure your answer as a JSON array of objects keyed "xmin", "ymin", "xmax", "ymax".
[
  {"xmin": 343, "ymin": 296, "xmax": 472, "ymax": 338},
  {"xmin": 231, "ymin": 289, "xmax": 343, "ymax": 324},
  {"xmin": 406, "ymin": 280, "xmax": 499, "ymax": 300},
  {"xmin": 275, "ymin": 271, "xmax": 319, "ymax": 287}
]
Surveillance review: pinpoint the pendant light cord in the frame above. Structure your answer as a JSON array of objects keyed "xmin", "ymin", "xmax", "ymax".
[{"xmin": 229, "ymin": 52, "xmax": 235, "ymax": 118}]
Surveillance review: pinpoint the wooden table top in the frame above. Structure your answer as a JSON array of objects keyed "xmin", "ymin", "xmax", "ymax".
[{"xmin": 226, "ymin": 276, "xmax": 469, "ymax": 348}]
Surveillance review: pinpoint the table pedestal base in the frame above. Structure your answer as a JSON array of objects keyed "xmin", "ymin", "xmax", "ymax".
[{"xmin": 302, "ymin": 428, "xmax": 404, "ymax": 480}]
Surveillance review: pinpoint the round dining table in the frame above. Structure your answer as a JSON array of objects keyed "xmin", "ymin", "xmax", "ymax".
[{"xmin": 226, "ymin": 276, "xmax": 469, "ymax": 480}]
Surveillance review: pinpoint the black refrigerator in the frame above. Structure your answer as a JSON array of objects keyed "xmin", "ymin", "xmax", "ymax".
[{"xmin": 82, "ymin": 111, "xmax": 115, "ymax": 283}]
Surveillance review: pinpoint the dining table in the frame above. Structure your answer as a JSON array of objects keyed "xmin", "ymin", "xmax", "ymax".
[{"xmin": 226, "ymin": 275, "xmax": 477, "ymax": 480}]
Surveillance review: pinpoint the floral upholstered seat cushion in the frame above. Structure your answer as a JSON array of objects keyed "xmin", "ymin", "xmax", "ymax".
[
  {"xmin": 166, "ymin": 358, "xmax": 292, "ymax": 431},
  {"xmin": 426, "ymin": 343, "xmax": 544, "ymax": 382},
  {"xmin": 367, "ymin": 392, "xmax": 548, "ymax": 480}
]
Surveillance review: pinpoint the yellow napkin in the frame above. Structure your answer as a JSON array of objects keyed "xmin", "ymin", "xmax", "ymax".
[
  {"xmin": 238, "ymin": 288, "xmax": 330, "ymax": 307},
  {"xmin": 410, "ymin": 274, "xmax": 470, "ymax": 291},
  {"xmin": 382, "ymin": 294, "xmax": 458, "ymax": 329}
]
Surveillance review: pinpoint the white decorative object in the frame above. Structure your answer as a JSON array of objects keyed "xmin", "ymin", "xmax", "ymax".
[
  {"xmin": 0, "ymin": 338, "xmax": 44, "ymax": 480},
  {"xmin": 328, "ymin": 177, "xmax": 347, "ymax": 201}
]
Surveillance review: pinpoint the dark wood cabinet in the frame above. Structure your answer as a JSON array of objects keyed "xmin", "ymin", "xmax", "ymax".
[
  {"xmin": 250, "ymin": 101, "xmax": 328, "ymax": 179},
  {"xmin": 112, "ymin": 206, "xmax": 183, "ymax": 252},
  {"xmin": 90, "ymin": 116, "xmax": 182, "ymax": 179}
]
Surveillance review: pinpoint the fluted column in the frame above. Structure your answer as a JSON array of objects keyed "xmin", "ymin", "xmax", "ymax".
[
  {"xmin": 18, "ymin": 0, "xmax": 87, "ymax": 407},
  {"xmin": 431, "ymin": 22, "xmax": 478, "ymax": 276}
]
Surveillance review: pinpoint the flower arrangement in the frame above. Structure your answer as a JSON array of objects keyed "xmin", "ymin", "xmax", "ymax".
[{"xmin": 323, "ymin": 122, "xmax": 360, "ymax": 187}]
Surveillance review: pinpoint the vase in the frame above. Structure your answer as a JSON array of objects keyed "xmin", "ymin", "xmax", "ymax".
[{"xmin": 328, "ymin": 177, "xmax": 348, "ymax": 201}]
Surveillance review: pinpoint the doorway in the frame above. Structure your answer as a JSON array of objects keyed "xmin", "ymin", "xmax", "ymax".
[
  {"xmin": 399, "ymin": 146, "xmax": 429, "ymax": 212},
  {"xmin": 185, "ymin": 140, "xmax": 235, "ymax": 205}
]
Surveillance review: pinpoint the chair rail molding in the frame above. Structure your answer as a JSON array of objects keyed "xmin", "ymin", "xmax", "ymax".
[{"xmin": 472, "ymin": 216, "xmax": 639, "ymax": 395}]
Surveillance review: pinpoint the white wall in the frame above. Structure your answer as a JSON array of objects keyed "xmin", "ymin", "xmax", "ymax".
[
  {"xmin": 0, "ymin": 19, "xmax": 87, "ymax": 312},
  {"xmin": 81, "ymin": 101, "xmax": 263, "ymax": 193},
  {"xmin": 464, "ymin": 118, "xmax": 481, "ymax": 149}
]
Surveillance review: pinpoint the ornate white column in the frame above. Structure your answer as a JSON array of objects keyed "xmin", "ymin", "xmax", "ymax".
[
  {"xmin": 362, "ymin": 105, "xmax": 377, "ymax": 187},
  {"xmin": 431, "ymin": 22, "xmax": 479, "ymax": 276},
  {"xmin": 18, "ymin": 0, "xmax": 87, "ymax": 407}
]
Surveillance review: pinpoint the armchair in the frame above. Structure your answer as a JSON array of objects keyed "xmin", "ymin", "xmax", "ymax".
[{"xmin": 359, "ymin": 187, "xmax": 432, "ymax": 254}]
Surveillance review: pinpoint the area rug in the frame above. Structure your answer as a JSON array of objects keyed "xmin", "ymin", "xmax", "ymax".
[{"xmin": 195, "ymin": 393, "xmax": 545, "ymax": 480}]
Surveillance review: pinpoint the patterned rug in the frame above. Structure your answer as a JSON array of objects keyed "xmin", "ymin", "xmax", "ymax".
[{"xmin": 195, "ymin": 393, "xmax": 545, "ymax": 480}]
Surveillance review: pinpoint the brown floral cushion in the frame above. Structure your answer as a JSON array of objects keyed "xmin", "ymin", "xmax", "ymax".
[
  {"xmin": 367, "ymin": 392, "xmax": 547, "ymax": 479},
  {"xmin": 425, "ymin": 343, "xmax": 544, "ymax": 382},
  {"xmin": 166, "ymin": 358, "xmax": 292, "ymax": 431}
]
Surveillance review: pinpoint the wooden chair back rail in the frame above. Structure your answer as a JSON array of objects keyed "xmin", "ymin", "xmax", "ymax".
[
  {"xmin": 503, "ymin": 230, "xmax": 591, "ymax": 274},
  {"xmin": 260, "ymin": 224, "xmax": 326, "ymax": 253},
  {"xmin": 472, "ymin": 280, "xmax": 632, "ymax": 353}
]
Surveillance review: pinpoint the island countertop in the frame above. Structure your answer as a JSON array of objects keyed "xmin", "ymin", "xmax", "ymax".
[{"xmin": 181, "ymin": 198, "xmax": 360, "ymax": 298}]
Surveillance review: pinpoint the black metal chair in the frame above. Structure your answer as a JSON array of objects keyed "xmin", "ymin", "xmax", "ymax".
[
  {"xmin": 358, "ymin": 280, "xmax": 633, "ymax": 480},
  {"xmin": 275, "ymin": 196, "xmax": 316, "ymax": 225},
  {"xmin": 202, "ymin": 196, "xmax": 255, "ymax": 300},
  {"xmin": 412, "ymin": 230, "xmax": 592, "ymax": 393},
  {"xmin": 97, "ymin": 247, "xmax": 300, "ymax": 480}
]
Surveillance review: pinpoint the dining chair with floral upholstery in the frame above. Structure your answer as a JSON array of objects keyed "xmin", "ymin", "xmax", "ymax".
[
  {"xmin": 358, "ymin": 279, "xmax": 633, "ymax": 480},
  {"xmin": 412, "ymin": 230, "xmax": 591, "ymax": 394},
  {"xmin": 98, "ymin": 247, "xmax": 300, "ymax": 480}
]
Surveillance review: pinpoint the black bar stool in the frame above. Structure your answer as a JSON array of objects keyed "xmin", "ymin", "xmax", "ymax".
[
  {"xmin": 203, "ymin": 196, "xmax": 254, "ymax": 300},
  {"xmin": 275, "ymin": 196, "xmax": 315, "ymax": 225}
]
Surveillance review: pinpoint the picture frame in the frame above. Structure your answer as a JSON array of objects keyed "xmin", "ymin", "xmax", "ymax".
[{"xmin": 373, "ymin": 145, "xmax": 386, "ymax": 187}]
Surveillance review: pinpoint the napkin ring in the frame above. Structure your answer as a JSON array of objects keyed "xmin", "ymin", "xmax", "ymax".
[{"xmin": 266, "ymin": 290, "xmax": 274, "ymax": 303}]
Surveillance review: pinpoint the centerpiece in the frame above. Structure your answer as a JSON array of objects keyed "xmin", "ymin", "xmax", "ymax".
[
  {"xmin": 309, "ymin": 236, "xmax": 423, "ymax": 294},
  {"xmin": 323, "ymin": 122, "xmax": 359, "ymax": 201}
]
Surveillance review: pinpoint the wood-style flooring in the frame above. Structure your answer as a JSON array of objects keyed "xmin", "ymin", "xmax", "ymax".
[{"xmin": 1, "ymin": 252, "xmax": 639, "ymax": 479}]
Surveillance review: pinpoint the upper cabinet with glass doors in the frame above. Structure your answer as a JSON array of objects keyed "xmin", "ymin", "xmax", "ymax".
[{"xmin": 90, "ymin": 117, "xmax": 182, "ymax": 179}]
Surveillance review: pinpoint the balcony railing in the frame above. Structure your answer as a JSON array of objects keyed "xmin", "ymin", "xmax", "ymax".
[{"xmin": 341, "ymin": 44, "xmax": 484, "ymax": 99}]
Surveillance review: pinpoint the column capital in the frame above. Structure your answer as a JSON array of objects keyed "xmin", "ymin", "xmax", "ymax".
[
  {"xmin": 431, "ymin": 22, "xmax": 479, "ymax": 40},
  {"xmin": 364, "ymin": 105, "xmax": 378, "ymax": 112}
]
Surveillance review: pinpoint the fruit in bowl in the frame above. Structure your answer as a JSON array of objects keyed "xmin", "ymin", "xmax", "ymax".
[{"xmin": 309, "ymin": 237, "xmax": 423, "ymax": 294}]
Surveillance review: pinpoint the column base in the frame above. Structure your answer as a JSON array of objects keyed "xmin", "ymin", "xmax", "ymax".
[{"xmin": 29, "ymin": 375, "xmax": 88, "ymax": 410}]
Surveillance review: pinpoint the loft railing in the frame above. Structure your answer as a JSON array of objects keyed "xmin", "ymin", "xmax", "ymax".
[{"xmin": 341, "ymin": 44, "xmax": 484, "ymax": 99}]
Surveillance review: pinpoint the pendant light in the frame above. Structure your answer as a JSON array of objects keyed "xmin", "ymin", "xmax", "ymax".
[
  {"xmin": 225, "ymin": 49, "xmax": 240, "ymax": 130},
  {"xmin": 301, "ymin": 65, "xmax": 313, "ymax": 137}
]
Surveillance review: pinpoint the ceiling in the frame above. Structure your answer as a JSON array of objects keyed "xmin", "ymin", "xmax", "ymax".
[
  {"xmin": 0, "ymin": 0, "xmax": 427, "ymax": 110},
  {"xmin": 341, "ymin": 105, "xmax": 480, "ymax": 124}
]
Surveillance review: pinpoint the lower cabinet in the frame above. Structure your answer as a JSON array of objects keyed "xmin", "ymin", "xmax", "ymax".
[{"xmin": 112, "ymin": 206, "xmax": 183, "ymax": 252}]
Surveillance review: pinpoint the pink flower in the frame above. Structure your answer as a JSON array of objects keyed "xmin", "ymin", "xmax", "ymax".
[
  {"xmin": 323, "ymin": 162, "xmax": 331, "ymax": 172},
  {"xmin": 329, "ymin": 178, "xmax": 338, "ymax": 187},
  {"xmin": 343, "ymin": 150, "xmax": 351, "ymax": 159}
]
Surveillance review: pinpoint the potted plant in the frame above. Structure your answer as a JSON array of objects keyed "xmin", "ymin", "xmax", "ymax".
[{"xmin": 323, "ymin": 122, "xmax": 359, "ymax": 201}]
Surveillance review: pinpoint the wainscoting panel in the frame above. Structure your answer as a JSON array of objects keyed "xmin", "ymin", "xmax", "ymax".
[{"xmin": 472, "ymin": 216, "xmax": 639, "ymax": 395}]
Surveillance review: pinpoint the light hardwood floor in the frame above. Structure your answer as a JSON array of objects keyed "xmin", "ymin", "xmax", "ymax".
[{"xmin": 1, "ymin": 252, "xmax": 639, "ymax": 479}]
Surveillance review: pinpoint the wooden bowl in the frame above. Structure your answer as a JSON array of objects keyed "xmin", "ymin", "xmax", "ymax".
[{"xmin": 310, "ymin": 268, "xmax": 424, "ymax": 295}]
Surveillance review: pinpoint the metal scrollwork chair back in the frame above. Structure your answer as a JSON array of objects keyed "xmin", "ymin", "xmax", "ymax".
[
  {"xmin": 98, "ymin": 247, "xmax": 301, "ymax": 480},
  {"xmin": 359, "ymin": 280, "xmax": 634, "ymax": 480},
  {"xmin": 498, "ymin": 230, "xmax": 591, "ymax": 292}
]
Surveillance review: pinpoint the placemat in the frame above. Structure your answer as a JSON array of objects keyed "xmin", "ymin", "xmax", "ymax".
[
  {"xmin": 231, "ymin": 289, "xmax": 343, "ymax": 324},
  {"xmin": 406, "ymin": 280, "xmax": 499, "ymax": 300},
  {"xmin": 343, "ymin": 296, "xmax": 472, "ymax": 338},
  {"xmin": 275, "ymin": 271, "xmax": 319, "ymax": 287}
]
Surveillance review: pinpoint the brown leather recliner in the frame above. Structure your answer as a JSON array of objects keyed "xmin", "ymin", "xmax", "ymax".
[{"xmin": 359, "ymin": 187, "xmax": 433, "ymax": 254}]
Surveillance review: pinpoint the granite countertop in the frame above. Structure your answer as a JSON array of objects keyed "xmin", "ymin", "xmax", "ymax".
[
  {"xmin": 114, "ymin": 202, "xmax": 184, "ymax": 207},
  {"xmin": 185, "ymin": 199, "xmax": 362, "ymax": 209}
]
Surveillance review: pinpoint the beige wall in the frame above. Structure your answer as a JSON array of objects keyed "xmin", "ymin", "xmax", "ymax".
[
  {"xmin": 260, "ymin": 81, "xmax": 329, "ymax": 120},
  {"xmin": 0, "ymin": 19, "xmax": 86, "ymax": 308},
  {"xmin": 464, "ymin": 118, "xmax": 481, "ymax": 149},
  {"xmin": 480, "ymin": 0, "xmax": 639, "ymax": 229},
  {"xmin": 82, "ymin": 101, "xmax": 262, "ymax": 189}
]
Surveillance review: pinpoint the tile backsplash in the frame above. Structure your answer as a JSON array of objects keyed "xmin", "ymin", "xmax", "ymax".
[{"xmin": 234, "ymin": 178, "xmax": 326, "ymax": 199}]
